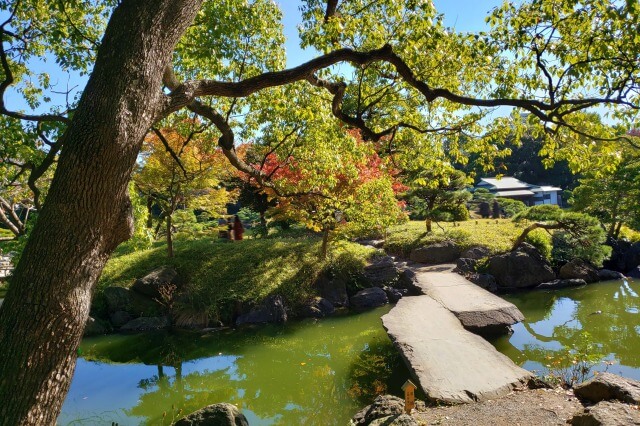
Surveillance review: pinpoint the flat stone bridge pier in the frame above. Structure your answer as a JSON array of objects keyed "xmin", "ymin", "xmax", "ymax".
[{"xmin": 382, "ymin": 263, "xmax": 532, "ymax": 404}]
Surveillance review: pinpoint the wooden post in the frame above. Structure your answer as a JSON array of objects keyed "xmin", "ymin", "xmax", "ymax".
[{"xmin": 401, "ymin": 379, "xmax": 417, "ymax": 414}]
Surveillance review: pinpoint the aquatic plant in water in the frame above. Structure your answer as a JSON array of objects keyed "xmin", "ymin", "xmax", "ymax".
[{"xmin": 541, "ymin": 331, "xmax": 614, "ymax": 387}]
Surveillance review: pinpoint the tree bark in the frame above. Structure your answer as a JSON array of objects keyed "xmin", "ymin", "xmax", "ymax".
[
  {"xmin": 321, "ymin": 226, "xmax": 330, "ymax": 259},
  {"xmin": 0, "ymin": 1, "xmax": 203, "ymax": 424},
  {"xmin": 166, "ymin": 214, "xmax": 174, "ymax": 258},
  {"xmin": 146, "ymin": 196, "xmax": 154, "ymax": 228}
]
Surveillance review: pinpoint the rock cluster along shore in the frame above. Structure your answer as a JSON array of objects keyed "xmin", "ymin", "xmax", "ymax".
[
  {"xmin": 425, "ymin": 241, "xmax": 628, "ymax": 292},
  {"xmin": 88, "ymin": 253, "xmax": 417, "ymax": 335}
]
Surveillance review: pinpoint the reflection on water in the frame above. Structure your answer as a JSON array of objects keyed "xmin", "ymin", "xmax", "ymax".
[
  {"xmin": 59, "ymin": 306, "xmax": 411, "ymax": 425},
  {"xmin": 492, "ymin": 279, "xmax": 640, "ymax": 380}
]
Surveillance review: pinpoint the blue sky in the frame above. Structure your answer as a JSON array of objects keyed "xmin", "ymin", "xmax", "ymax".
[{"xmin": 3, "ymin": 1, "xmax": 502, "ymax": 113}]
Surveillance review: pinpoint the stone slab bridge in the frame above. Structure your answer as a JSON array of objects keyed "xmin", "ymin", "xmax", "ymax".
[{"xmin": 382, "ymin": 263, "xmax": 533, "ymax": 404}]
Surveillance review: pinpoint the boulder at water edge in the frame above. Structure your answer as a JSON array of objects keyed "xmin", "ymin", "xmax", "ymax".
[
  {"xmin": 175, "ymin": 403, "xmax": 249, "ymax": 426},
  {"xmin": 466, "ymin": 273, "xmax": 498, "ymax": 293},
  {"xmin": 383, "ymin": 286, "xmax": 406, "ymax": 303},
  {"xmin": 102, "ymin": 286, "xmax": 163, "ymax": 325},
  {"xmin": 560, "ymin": 259, "xmax": 599, "ymax": 283},
  {"xmin": 409, "ymin": 241, "xmax": 460, "ymax": 264},
  {"xmin": 83, "ymin": 316, "xmax": 112, "ymax": 336},
  {"xmin": 363, "ymin": 256, "xmax": 400, "ymax": 287},
  {"xmin": 627, "ymin": 266, "xmax": 640, "ymax": 279},
  {"xmin": 300, "ymin": 297, "xmax": 335, "ymax": 318},
  {"xmin": 103, "ymin": 286, "xmax": 131, "ymax": 312},
  {"xmin": 132, "ymin": 266, "xmax": 183, "ymax": 299},
  {"xmin": 536, "ymin": 279, "xmax": 587, "ymax": 290},
  {"xmin": 573, "ymin": 372, "xmax": 640, "ymax": 404},
  {"xmin": 236, "ymin": 294, "xmax": 287, "ymax": 325},
  {"xmin": 120, "ymin": 316, "xmax": 171, "ymax": 332},
  {"xmin": 352, "ymin": 395, "xmax": 405, "ymax": 425},
  {"xmin": 486, "ymin": 243, "xmax": 555, "ymax": 289},
  {"xmin": 369, "ymin": 414, "xmax": 418, "ymax": 426},
  {"xmin": 397, "ymin": 268, "xmax": 422, "ymax": 295},
  {"xmin": 315, "ymin": 273, "xmax": 349, "ymax": 307},
  {"xmin": 598, "ymin": 269, "xmax": 626, "ymax": 280},
  {"xmin": 109, "ymin": 310, "xmax": 132, "ymax": 327},
  {"xmin": 604, "ymin": 239, "xmax": 640, "ymax": 273},
  {"xmin": 350, "ymin": 287, "xmax": 388, "ymax": 309}
]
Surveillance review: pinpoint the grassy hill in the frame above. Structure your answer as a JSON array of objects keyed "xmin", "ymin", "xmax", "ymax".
[{"xmin": 96, "ymin": 233, "xmax": 378, "ymax": 322}]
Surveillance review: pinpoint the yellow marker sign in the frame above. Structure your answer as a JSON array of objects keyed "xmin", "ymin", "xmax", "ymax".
[{"xmin": 401, "ymin": 379, "xmax": 417, "ymax": 414}]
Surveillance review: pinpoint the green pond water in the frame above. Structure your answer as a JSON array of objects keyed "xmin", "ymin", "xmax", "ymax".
[
  {"xmin": 58, "ymin": 306, "xmax": 413, "ymax": 425},
  {"xmin": 492, "ymin": 278, "xmax": 640, "ymax": 381},
  {"xmin": 58, "ymin": 278, "xmax": 640, "ymax": 425}
]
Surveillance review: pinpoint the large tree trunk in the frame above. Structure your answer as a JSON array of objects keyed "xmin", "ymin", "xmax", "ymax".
[{"xmin": 0, "ymin": 1, "xmax": 202, "ymax": 424}]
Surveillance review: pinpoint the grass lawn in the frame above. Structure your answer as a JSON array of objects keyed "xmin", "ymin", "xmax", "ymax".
[{"xmin": 385, "ymin": 219, "xmax": 538, "ymax": 257}]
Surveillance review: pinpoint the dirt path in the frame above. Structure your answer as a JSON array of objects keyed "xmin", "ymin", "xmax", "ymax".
[{"xmin": 414, "ymin": 387, "xmax": 583, "ymax": 426}]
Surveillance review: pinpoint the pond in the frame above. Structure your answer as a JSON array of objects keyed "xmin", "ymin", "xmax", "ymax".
[
  {"xmin": 58, "ymin": 278, "xmax": 640, "ymax": 425},
  {"xmin": 492, "ymin": 278, "xmax": 640, "ymax": 382},
  {"xmin": 58, "ymin": 306, "xmax": 412, "ymax": 425}
]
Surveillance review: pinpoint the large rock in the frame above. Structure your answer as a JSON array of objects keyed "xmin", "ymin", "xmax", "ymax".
[
  {"xmin": 351, "ymin": 395, "xmax": 405, "ymax": 425},
  {"xmin": 382, "ymin": 296, "xmax": 532, "ymax": 404},
  {"xmin": 453, "ymin": 257, "xmax": 477, "ymax": 274},
  {"xmin": 536, "ymin": 279, "xmax": 587, "ymax": 290},
  {"xmin": 604, "ymin": 239, "xmax": 640, "ymax": 273},
  {"xmin": 350, "ymin": 287, "xmax": 388, "ymax": 309},
  {"xmin": 120, "ymin": 316, "xmax": 171, "ymax": 332},
  {"xmin": 627, "ymin": 266, "xmax": 640, "ymax": 279},
  {"xmin": 103, "ymin": 286, "xmax": 132, "ymax": 313},
  {"xmin": 570, "ymin": 401, "xmax": 640, "ymax": 425},
  {"xmin": 487, "ymin": 243, "xmax": 556, "ymax": 289},
  {"xmin": 397, "ymin": 268, "xmax": 423, "ymax": 295},
  {"xmin": 315, "ymin": 274, "xmax": 349, "ymax": 307},
  {"xmin": 460, "ymin": 245, "xmax": 491, "ymax": 260},
  {"xmin": 358, "ymin": 239, "xmax": 385, "ymax": 248},
  {"xmin": 236, "ymin": 294, "xmax": 287, "ymax": 325},
  {"xmin": 132, "ymin": 266, "xmax": 183, "ymax": 299},
  {"xmin": 83, "ymin": 316, "xmax": 112, "ymax": 336},
  {"xmin": 409, "ymin": 241, "xmax": 460, "ymax": 264},
  {"xmin": 383, "ymin": 286, "xmax": 406, "ymax": 303},
  {"xmin": 560, "ymin": 259, "xmax": 600, "ymax": 283},
  {"xmin": 598, "ymin": 269, "xmax": 626, "ymax": 281},
  {"xmin": 369, "ymin": 414, "xmax": 418, "ymax": 426},
  {"xmin": 363, "ymin": 256, "xmax": 400, "ymax": 287},
  {"xmin": 175, "ymin": 403, "xmax": 249, "ymax": 426},
  {"xmin": 573, "ymin": 372, "xmax": 640, "ymax": 404},
  {"xmin": 102, "ymin": 285, "xmax": 163, "ymax": 319},
  {"xmin": 466, "ymin": 273, "xmax": 498, "ymax": 293},
  {"xmin": 109, "ymin": 310, "xmax": 133, "ymax": 327},
  {"xmin": 300, "ymin": 297, "xmax": 335, "ymax": 318}
]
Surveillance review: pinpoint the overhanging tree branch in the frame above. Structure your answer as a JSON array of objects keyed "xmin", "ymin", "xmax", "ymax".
[{"xmin": 160, "ymin": 44, "xmax": 637, "ymax": 141}]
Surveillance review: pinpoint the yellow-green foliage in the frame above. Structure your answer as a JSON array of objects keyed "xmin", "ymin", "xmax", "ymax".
[
  {"xmin": 619, "ymin": 226, "xmax": 640, "ymax": 243},
  {"xmin": 98, "ymin": 236, "xmax": 376, "ymax": 321},
  {"xmin": 385, "ymin": 219, "xmax": 533, "ymax": 256}
]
